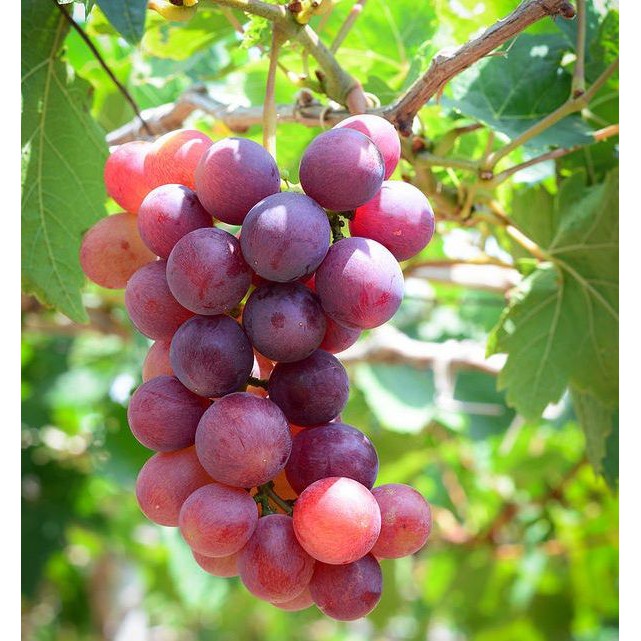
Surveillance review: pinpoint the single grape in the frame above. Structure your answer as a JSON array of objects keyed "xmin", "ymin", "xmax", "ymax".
[
  {"xmin": 333, "ymin": 114, "xmax": 401, "ymax": 179},
  {"xmin": 350, "ymin": 181, "xmax": 435, "ymax": 261},
  {"xmin": 293, "ymin": 477, "xmax": 381, "ymax": 565},
  {"xmin": 195, "ymin": 137, "xmax": 280, "ymax": 225},
  {"xmin": 370, "ymin": 484, "xmax": 433, "ymax": 559},
  {"xmin": 240, "ymin": 192, "xmax": 330, "ymax": 282},
  {"xmin": 135, "ymin": 446, "xmax": 212, "ymax": 526},
  {"xmin": 238, "ymin": 514, "xmax": 315, "ymax": 603},
  {"xmin": 272, "ymin": 586, "xmax": 314, "ymax": 612},
  {"xmin": 310, "ymin": 554, "xmax": 382, "ymax": 620},
  {"xmin": 195, "ymin": 393, "xmax": 292, "ymax": 487},
  {"xmin": 125, "ymin": 260, "xmax": 194, "ymax": 340},
  {"xmin": 170, "ymin": 315, "xmax": 253, "ymax": 398},
  {"xmin": 144, "ymin": 129, "xmax": 213, "ymax": 190},
  {"xmin": 267, "ymin": 350, "xmax": 349, "ymax": 427},
  {"xmin": 299, "ymin": 128, "xmax": 384, "ymax": 211},
  {"xmin": 142, "ymin": 340, "xmax": 173, "ymax": 382},
  {"xmin": 127, "ymin": 376, "xmax": 210, "ymax": 451},
  {"xmin": 285, "ymin": 422, "xmax": 379, "ymax": 495},
  {"xmin": 79, "ymin": 212, "xmax": 156, "ymax": 289},
  {"xmin": 137, "ymin": 184, "xmax": 213, "ymax": 259},
  {"xmin": 166, "ymin": 228, "xmax": 252, "ymax": 315},
  {"xmin": 315, "ymin": 237, "xmax": 404, "ymax": 330},
  {"xmin": 192, "ymin": 550, "xmax": 240, "ymax": 578},
  {"xmin": 242, "ymin": 283, "xmax": 327, "ymax": 362},
  {"xmin": 179, "ymin": 483, "xmax": 258, "ymax": 557},
  {"xmin": 319, "ymin": 316, "xmax": 361, "ymax": 354},
  {"xmin": 104, "ymin": 141, "xmax": 153, "ymax": 213}
]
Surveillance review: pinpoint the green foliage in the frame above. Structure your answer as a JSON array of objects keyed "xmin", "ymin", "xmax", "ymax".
[
  {"xmin": 95, "ymin": 0, "xmax": 148, "ymax": 44},
  {"xmin": 21, "ymin": 0, "xmax": 108, "ymax": 322}
]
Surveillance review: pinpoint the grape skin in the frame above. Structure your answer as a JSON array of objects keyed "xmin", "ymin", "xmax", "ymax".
[
  {"xmin": 127, "ymin": 375, "xmax": 210, "ymax": 451},
  {"xmin": 299, "ymin": 128, "xmax": 385, "ymax": 211},
  {"xmin": 315, "ymin": 237, "xmax": 404, "ymax": 330},
  {"xmin": 80, "ymin": 212, "xmax": 156, "ymax": 289},
  {"xmin": 285, "ymin": 422, "xmax": 379, "ymax": 495},
  {"xmin": 135, "ymin": 446, "xmax": 212, "ymax": 526},
  {"xmin": 272, "ymin": 586, "xmax": 314, "ymax": 612},
  {"xmin": 179, "ymin": 483, "xmax": 258, "ymax": 557},
  {"xmin": 370, "ymin": 484, "xmax": 433, "ymax": 559},
  {"xmin": 267, "ymin": 350, "xmax": 349, "ymax": 427},
  {"xmin": 142, "ymin": 340, "xmax": 173, "ymax": 382},
  {"xmin": 104, "ymin": 141, "xmax": 154, "ymax": 214},
  {"xmin": 350, "ymin": 181, "xmax": 435, "ymax": 262},
  {"xmin": 195, "ymin": 137, "xmax": 281, "ymax": 225},
  {"xmin": 195, "ymin": 393, "xmax": 292, "ymax": 488},
  {"xmin": 242, "ymin": 282, "xmax": 327, "ymax": 362},
  {"xmin": 125, "ymin": 260, "xmax": 194, "ymax": 340},
  {"xmin": 319, "ymin": 316, "xmax": 361, "ymax": 354},
  {"xmin": 309, "ymin": 554, "xmax": 382, "ymax": 620},
  {"xmin": 137, "ymin": 184, "xmax": 213, "ymax": 259},
  {"xmin": 293, "ymin": 477, "xmax": 381, "ymax": 565},
  {"xmin": 238, "ymin": 514, "xmax": 315, "ymax": 603},
  {"xmin": 170, "ymin": 315, "xmax": 254, "ymax": 398},
  {"xmin": 240, "ymin": 192, "xmax": 330, "ymax": 282},
  {"xmin": 192, "ymin": 550, "xmax": 240, "ymax": 578},
  {"xmin": 333, "ymin": 114, "xmax": 401, "ymax": 179}
]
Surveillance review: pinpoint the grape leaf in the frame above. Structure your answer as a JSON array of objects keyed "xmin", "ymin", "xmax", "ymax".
[
  {"xmin": 22, "ymin": 0, "xmax": 107, "ymax": 322},
  {"xmin": 442, "ymin": 35, "xmax": 594, "ymax": 150},
  {"xmin": 95, "ymin": 0, "xmax": 147, "ymax": 44},
  {"xmin": 488, "ymin": 169, "xmax": 618, "ymax": 419}
]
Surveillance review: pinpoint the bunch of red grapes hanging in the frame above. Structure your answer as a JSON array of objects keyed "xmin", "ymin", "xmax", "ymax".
[{"xmin": 80, "ymin": 115, "xmax": 435, "ymax": 620}]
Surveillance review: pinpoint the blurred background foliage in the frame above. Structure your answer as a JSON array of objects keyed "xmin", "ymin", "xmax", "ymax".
[{"xmin": 22, "ymin": 0, "xmax": 618, "ymax": 639}]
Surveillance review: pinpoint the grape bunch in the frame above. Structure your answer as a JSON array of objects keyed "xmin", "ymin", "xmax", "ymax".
[{"xmin": 80, "ymin": 116, "xmax": 435, "ymax": 621}]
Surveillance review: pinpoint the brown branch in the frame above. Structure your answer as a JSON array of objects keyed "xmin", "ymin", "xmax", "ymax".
[
  {"xmin": 403, "ymin": 261, "xmax": 521, "ymax": 292},
  {"xmin": 330, "ymin": 0, "xmax": 367, "ymax": 53},
  {"xmin": 384, "ymin": 0, "xmax": 577, "ymax": 135}
]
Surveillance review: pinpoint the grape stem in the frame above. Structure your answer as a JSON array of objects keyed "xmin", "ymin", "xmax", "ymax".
[
  {"xmin": 263, "ymin": 29, "xmax": 286, "ymax": 158},
  {"xmin": 256, "ymin": 482, "xmax": 294, "ymax": 515},
  {"xmin": 247, "ymin": 376, "xmax": 269, "ymax": 389}
]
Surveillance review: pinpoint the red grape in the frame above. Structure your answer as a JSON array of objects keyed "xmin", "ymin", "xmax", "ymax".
[
  {"xmin": 142, "ymin": 339, "xmax": 173, "ymax": 382},
  {"xmin": 293, "ymin": 477, "xmax": 381, "ymax": 564},
  {"xmin": 272, "ymin": 586, "xmax": 314, "ymax": 611},
  {"xmin": 319, "ymin": 316, "xmax": 361, "ymax": 354},
  {"xmin": 104, "ymin": 141, "xmax": 153, "ymax": 213},
  {"xmin": 192, "ymin": 549, "xmax": 240, "ymax": 578},
  {"xmin": 179, "ymin": 483, "xmax": 258, "ymax": 557},
  {"xmin": 238, "ymin": 514, "xmax": 315, "ymax": 603}
]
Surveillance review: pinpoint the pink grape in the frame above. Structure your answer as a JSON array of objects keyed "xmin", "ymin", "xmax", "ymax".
[
  {"xmin": 79, "ymin": 212, "xmax": 156, "ymax": 289},
  {"xmin": 192, "ymin": 550, "xmax": 240, "ymax": 578},
  {"xmin": 293, "ymin": 477, "xmax": 381, "ymax": 564},
  {"xmin": 315, "ymin": 237, "xmax": 404, "ymax": 329},
  {"xmin": 179, "ymin": 483, "xmax": 258, "ymax": 557},
  {"xmin": 127, "ymin": 375, "xmax": 210, "ymax": 451},
  {"xmin": 272, "ymin": 586, "xmax": 314, "ymax": 611},
  {"xmin": 195, "ymin": 393, "xmax": 292, "ymax": 488},
  {"xmin": 238, "ymin": 514, "xmax": 315, "ymax": 603},
  {"xmin": 350, "ymin": 181, "xmax": 435, "ymax": 261},
  {"xmin": 310, "ymin": 554, "xmax": 382, "ymax": 620},
  {"xmin": 125, "ymin": 260, "xmax": 194, "ymax": 340},
  {"xmin": 142, "ymin": 340, "xmax": 173, "ymax": 382},
  {"xmin": 319, "ymin": 316, "xmax": 361, "ymax": 354},
  {"xmin": 144, "ymin": 128, "xmax": 213, "ymax": 190},
  {"xmin": 137, "ymin": 184, "xmax": 213, "ymax": 259},
  {"xmin": 371, "ymin": 484, "xmax": 433, "ymax": 559},
  {"xmin": 135, "ymin": 446, "xmax": 212, "ymax": 526},
  {"xmin": 334, "ymin": 114, "xmax": 401, "ymax": 179},
  {"xmin": 104, "ymin": 141, "xmax": 153, "ymax": 213},
  {"xmin": 195, "ymin": 137, "xmax": 280, "ymax": 225},
  {"xmin": 299, "ymin": 128, "xmax": 384, "ymax": 211}
]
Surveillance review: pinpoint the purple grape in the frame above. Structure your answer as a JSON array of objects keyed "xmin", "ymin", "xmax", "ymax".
[
  {"xmin": 240, "ymin": 192, "xmax": 330, "ymax": 282},
  {"xmin": 315, "ymin": 237, "xmax": 404, "ymax": 330},
  {"xmin": 267, "ymin": 350, "xmax": 349, "ymax": 427},
  {"xmin": 137, "ymin": 184, "xmax": 213, "ymax": 259},
  {"xmin": 238, "ymin": 514, "xmax": 315, "ymax": 604},
  {"xmin": 285, "ymin": 422, "xmax": 379, "ymax": 495},
  {"xmin": 166, "ymin": 228, "xmax": 252, "ymax": 316},
  {"xmin": 242, "ymin": 282, "xmax": 327, "ymax": 362},
  {"xmin": 194, "ymin": 137, "xmax": 280, "ymax": 225},
  {"xmin": 309, "ymin": 554, "xmax": 382, "ymax": 620},
  {"xmin": 170, "ymin": 315, "xmax": 253, "ymax": 398},
  {"xmin": 319, "ymin": 316, "xmax": 361, "ymax": 354},
  {"xmin": 124, "ymin": 260, "xmax": 194, "ymax": 340},
  {"xmin": 195, "ymin": 393, "xmax": 292, "ymax": 487},
  {"xmin": 127, "ymin": 376, "xmax": 210, "ymax": 451},
  {"xmin": 350, "ymin": 181, "xmax": 435, "ymax": 261},
  {"xmin": 299, "ymin": 128, "xmax": 384, "ymax": 211}
]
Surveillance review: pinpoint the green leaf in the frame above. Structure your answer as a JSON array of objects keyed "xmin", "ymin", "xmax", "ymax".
[
  {"xmin": 95, "ymin": 0, "xmax": 147, "ymax": 44},
  {"xmin": 22, "ymin": 0, "xmax": 108, "ymax": 322},
  {"xmin": 488, "ymin": 169, "xmax": 618, "ymax": 418},
  {"xmin": 443, "ymin": 35, "xmax": 594, "ymax": 150}
]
